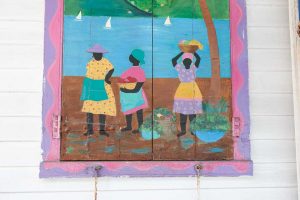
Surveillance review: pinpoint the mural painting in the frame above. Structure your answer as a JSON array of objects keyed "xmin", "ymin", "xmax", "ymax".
[{"xmin": 60, "ymin": 0, "xmax": 232, "ymax": 161}]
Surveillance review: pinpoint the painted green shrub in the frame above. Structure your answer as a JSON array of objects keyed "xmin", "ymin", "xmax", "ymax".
[
  {"xmin": 139, "ymin": 108, "xmax": 176, "ymax": 133},
  {"xmin": 139, "ymin": 116, "xmax": 163, "ymax": 134},
  {"xmin": 153, "ymin": 107, "xmax": 176, "ymax": 122},
  {"xmin": 64, "ymin": 0, "xmax": 151, "ymax": 17},
  {"xmin": 190, "ymin": 98, "xmax": 230, "ymax": 132},
  {"xmin": 129, "ymin": 0, "xmax": 229, "ymax": 19},
  {"xmin": 64, "ymin": 0, "xmax": 229, "ymax": 19}
]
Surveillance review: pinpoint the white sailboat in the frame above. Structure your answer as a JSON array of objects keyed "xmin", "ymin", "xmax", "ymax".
[
  {"xmin": 75, "ymin": 11, "xmax": 82, "ymax": 21},
  {"xmin": 104, "ymin": 17, "xmax": 112, "ymax": 29},
  {"xmin": 164, "ymin": 16, "xmax": 171, "ymax": 26}
]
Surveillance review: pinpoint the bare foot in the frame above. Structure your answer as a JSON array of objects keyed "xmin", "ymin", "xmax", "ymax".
[
  {"xmin": 99, "ymin": 130, "xmax": 109, "ymax": 137},
  {"xmin": 83, "ymin": 132, "xmax": 94, "ymax": 136},
  {"xmin": 121, "ymin": 127, "xmax": 132, "ymax": 132},
  {"xmin": 132, "ymin": 129, "xmax": 140, "ymax": 134}
]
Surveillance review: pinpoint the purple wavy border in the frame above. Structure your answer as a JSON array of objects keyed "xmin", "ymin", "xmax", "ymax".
[
  {"xmin": 40, "ymin": 161, "xmax": 253, "ymax": 178},
  {"xmin": 237, "ymin": 0, "xmax": 251, "ymax": 159},
  {"xmin": 41, "ymin": 0, "xmax": 57, "ymax": 160}
]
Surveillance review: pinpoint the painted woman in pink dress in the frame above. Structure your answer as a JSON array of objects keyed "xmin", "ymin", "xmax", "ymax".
[{"xmin": 119, "ymin": 49, "xmax": 149, "ymax": 134}]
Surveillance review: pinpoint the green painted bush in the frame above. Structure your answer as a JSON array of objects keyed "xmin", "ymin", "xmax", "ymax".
[{"xmin": 190, "ymin": 98, "xmax": 230, "ymax": 132}]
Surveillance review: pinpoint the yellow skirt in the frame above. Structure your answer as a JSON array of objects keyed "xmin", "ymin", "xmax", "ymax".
[
  {"xmin": 82, "ymin": 83, "xmax": 116, "ymax": 116},
  {"xmin": 174, "ymin": 82, "xmax": 202, "ymax": 100}
]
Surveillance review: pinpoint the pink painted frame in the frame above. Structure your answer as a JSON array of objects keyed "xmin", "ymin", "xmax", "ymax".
[{"xmin": 40, "ymin": 0, "xmax": 252, "ymax": 178}]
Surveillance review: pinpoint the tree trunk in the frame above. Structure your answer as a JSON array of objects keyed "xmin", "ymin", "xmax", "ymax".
[{"xmin": 198, "ymin": 0, "xmax": 221, "ymax": 104}]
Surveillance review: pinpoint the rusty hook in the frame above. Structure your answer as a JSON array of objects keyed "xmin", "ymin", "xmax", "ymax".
[{"xmin": 194, "ymin": 164, "xmax": 202, "ymax": 176}]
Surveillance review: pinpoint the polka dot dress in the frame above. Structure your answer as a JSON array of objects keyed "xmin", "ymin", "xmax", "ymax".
[{"xmin": 81, "ymin": 58, "xmax": 117, "ymax": 116}]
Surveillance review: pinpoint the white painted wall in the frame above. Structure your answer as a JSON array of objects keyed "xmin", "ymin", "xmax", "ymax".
[{"xmin": 0, "ymin": 0, "xmax": 297, "ymax": 199}]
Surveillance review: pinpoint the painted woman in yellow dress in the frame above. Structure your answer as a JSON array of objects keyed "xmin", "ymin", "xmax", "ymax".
[{"xmin": 80, "ymin": 44, "xmax": 116, "ymax": 137}]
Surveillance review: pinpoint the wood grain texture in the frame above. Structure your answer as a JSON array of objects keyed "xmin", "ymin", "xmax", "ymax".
[
  {"xmin": 0, "ymin": 140, "xmax": 295, "ymax": 167},
  {"xmin": 0, "ymin": 0, "xmax": 297, "ymax": 199},
  {"xmin": 59, "ymin": 77, "xmax": 233, "ymax": 161}
]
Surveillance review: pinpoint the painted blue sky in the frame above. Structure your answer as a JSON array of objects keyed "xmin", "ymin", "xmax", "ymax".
[{"xmin": 63, "ymin": 16, "xmax": 231, "ymax": 78}]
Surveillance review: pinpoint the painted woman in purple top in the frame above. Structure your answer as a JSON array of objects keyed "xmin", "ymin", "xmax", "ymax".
[{"xmin": 172, "ymin": 52, "xmax": 203, "ymax": 137}]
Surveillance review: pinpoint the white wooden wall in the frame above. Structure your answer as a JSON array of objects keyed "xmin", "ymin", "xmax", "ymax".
[{"xmin": 0, "ymin": 0, "xmax": 297, "ymax": 199}]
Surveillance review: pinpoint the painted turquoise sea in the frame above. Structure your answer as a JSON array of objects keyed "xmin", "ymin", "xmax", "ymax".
[{"xmin": 63, "ymin": 16, "xmax": 231, "ymax": 78}]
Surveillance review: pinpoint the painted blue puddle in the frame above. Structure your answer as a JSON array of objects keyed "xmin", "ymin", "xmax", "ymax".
[
  {"xmin": 208, "ymin": 147, "xmax": 224, "ymax": 153},
  {"xmin": 180, "ymin": 137, "xmax": 195, "ymax": 150},
  {"xmin": 104, "ymin": 145, "xmax": 115, "ymax": 154},
  {"xmin": 70, "ymin": 137, "xmax": 96, "ymax": 145},
  {"xmin": 67, "ymin": 133, "xmax": 81, "ymax": 139},
  {"xmin": 131, "ymin": 147, "xmax": 151, "ymax": 154}
]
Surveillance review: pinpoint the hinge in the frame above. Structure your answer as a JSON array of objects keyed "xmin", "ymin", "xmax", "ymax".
[
  {"xmin": 52, "ymin": 114, "xmax": 61, "ymax": 139},
  {"xmin": 232, "ymin": 117, "xmax": 241, "ymax": 137}
]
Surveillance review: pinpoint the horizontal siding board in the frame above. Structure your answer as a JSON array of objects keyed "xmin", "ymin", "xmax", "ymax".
[
  {"xmin": 250, "ymin": 116, "xmax": 295, "ymax": 140},
  {"xmin": 0, "ymin": 44, "xmax": 43, "ymax": 69},
  {"xmin": 248, "ymin": 27, "xmax": 290, "ymax": 49},
  {"xmin": 246, "ymin": 0, "xmax": 288, "ymax": 6},
  {"xmin": 250, "ymin": 94, "xmax": 293, "ymax": 116},
  {"xmin": 0, "ymin": 188, "xmax": 297, "ymax": 200},
  {"xmin": 0, "ymin": 21, "xmax": 43, "ymax": 45},
  {"xmin": 249, "ymin": 71, "xmax": 292, "ymax": 93},
  {"xmin": 0, "ymin": 117, "xmax": 42, "ymax": 141},
  {"xmin": 248, "ymin": 49, "xmax": 292, "ymax": 72},
  {"xmin": 0, "ymin": 0, "xmax": 44, "ymax": 21},
  {"xmin": 0, "ymin": 69, "xmax": 43, "ymax": 92},
  {"xmin": 80, "ymin": 188, "xmax": 297, "ymax": 200},
  {"xmin": 252, "ymin": 140, "xmax": 296, "ymax": 163},
  {"xmin": 247, "ymin": 5, "xmax": 289, "ymax": 27},
  {"xmin": 0, "ymin": 164, "xmax": 296, "ymax": 192},
  {"xmin": 0, "ymin": 93, "xmax": 42, "ymax": 116}
]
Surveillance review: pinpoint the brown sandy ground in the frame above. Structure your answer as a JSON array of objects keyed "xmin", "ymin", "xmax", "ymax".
[{"xmin": 61, "ymin": 77, "xmax": 233, "ymax": 161}]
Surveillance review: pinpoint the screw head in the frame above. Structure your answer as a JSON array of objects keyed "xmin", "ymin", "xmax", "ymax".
[
  {"xmin": 195, "ymin": 164, "xmax": 203, "ymax": 171},
  {"xmin": 95, "ymin": 166, "xmax": 102, "ymax": 171}
]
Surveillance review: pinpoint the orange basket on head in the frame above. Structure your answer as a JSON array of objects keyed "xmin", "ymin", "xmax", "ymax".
[{"xmin": 178, "ymin": 44, "xmax": 199, "ymax": 53}]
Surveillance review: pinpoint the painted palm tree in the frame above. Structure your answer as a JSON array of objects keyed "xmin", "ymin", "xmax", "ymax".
[{"xmin": 198, "ymin": 0, "xmax": 221, "ymax": 104}]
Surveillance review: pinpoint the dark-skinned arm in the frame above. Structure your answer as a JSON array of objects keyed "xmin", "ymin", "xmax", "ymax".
[
  {"xmin": 172, "ymin": 52, "xmax": 184, "ymax": 67},
  {"xmin": 194, "ymin": 52, "xmax": 201, "ymax": 68},
  {"xmin": 105, "ymin": 69, "xmax": 114, "ymax": 84},
  {"xmin": 120, "ymin": 82, "xmax": 144, "ymax": 93}
]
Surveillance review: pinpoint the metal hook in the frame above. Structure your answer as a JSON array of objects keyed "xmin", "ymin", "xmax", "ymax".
[
  {"xmin": 194, "ymin": 164, "xmax": 202, "ymax": 176},
  {"xmin": 194, "ymin": 164, "xmax": 202, "ymax": 200},
  {"xmin": 94, "ymin": 166, "xmax": 103, "ymax": 177}
]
